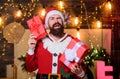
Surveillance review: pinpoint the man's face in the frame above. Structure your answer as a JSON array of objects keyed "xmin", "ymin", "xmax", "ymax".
[{"xmin": 48, "ymin": 14, "xmax": 64, "ymax": 37}]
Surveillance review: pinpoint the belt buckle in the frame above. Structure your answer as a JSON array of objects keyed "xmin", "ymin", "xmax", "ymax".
[{"xmin": 48, "ymin": 73, "xmax": 61, "ymax": 79}]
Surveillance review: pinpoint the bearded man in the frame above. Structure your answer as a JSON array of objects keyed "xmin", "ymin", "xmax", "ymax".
[{"xmin": 26, "ymin": 8, "xmax": 89, "ymax": 79}]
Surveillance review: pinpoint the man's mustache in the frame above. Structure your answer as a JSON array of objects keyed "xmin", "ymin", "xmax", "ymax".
[{"xmin": 53, "ymin": 22, "xmax": 62, "ymax": 27}]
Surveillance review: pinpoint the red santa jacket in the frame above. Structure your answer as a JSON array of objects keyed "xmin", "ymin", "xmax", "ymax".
[{"xmin": 26, "ymin": 34, "xmax": 87, "ymax": 79}]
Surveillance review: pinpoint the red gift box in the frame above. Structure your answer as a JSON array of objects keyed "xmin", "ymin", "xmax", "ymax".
[
  {"xmin": 60, "ymin": 38, "xmax": 89, "ymax": 69},
  {"xmin": 27, "ymin": 15, "xmax": 47, "ymax": 40}
]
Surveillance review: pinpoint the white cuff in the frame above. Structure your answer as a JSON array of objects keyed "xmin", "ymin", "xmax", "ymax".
[
  {"xmin": 27, "ymin": 49, "xmax": 35, "ymax": 55},
  {"xmin": 77, "ymin": 70, "xmax": 85, "ymax": 78}
]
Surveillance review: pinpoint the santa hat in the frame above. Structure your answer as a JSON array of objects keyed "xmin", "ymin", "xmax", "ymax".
[{"xmin": 44, "ymin": 8, "xmax": 64, "ymax": 29}]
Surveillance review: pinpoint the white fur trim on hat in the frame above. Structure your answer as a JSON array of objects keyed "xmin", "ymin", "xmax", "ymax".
[{"xmin": 44, "ymin": 10, "xmax": 64, "ymax": 29}]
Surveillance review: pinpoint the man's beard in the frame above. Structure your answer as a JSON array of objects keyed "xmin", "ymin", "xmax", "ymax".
[{"xmin": 49, "ymin": 22, "xmax": 64, "ymax": 37}]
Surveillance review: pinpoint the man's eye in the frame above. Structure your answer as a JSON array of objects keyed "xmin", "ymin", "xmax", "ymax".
[
  {"xmin": 50, "ymin": 17, "xmax": 54, "ymax": 20},
  {"xmin": 57, "ymin": 17, "xmax": 61, "ymax": 19}
]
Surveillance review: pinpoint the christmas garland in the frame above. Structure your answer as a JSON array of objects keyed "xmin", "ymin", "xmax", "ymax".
[
  {"xmin": 83, "ymin": 47, "xmax": 110, "ymax": 67},
  {"xmin": 17, "ymin": 55, "xmax": 28, "ymax": 72}
]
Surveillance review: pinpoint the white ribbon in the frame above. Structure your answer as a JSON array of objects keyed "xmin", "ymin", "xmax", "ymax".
[{"xmin": 65, "ymin": 41, "xmax": 84, "ymax": 62}]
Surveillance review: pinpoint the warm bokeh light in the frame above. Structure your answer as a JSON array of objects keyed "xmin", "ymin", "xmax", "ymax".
[
  {"xmin": 105, "ymin": 1, "xmax": 112, "ymax": 10},
  {"xmin": 37, "ymin": 7, "xmax": 46, "ymax": 19},
  {"xmin": 76, "ymin": 31, "xmax": 80, "ymax": 39},
  {"xmin": 41, "ymin": 8, "xmax": 46, "ymax": 17},
  {"xmin": 96, "ymin": 20, "xmax": 102, "ymax": 28},
  {"xmin": 74, "ymin": 17, "xmax": 79, "ymax": 26},
  {"xmin": 0, "ymin": 17, "xmax": 2, "ymax": 25},
  {"xmin": 92, "ymin": 20, "xmax": 102, "ymax": 28},
  {"xmin": 15, "ymin": 10, "xmax": 22, "ymax": 18},
  {"xmin": 59, "ymin": 0, "xmax": 64, "ymax": 10},
  {"xmin": 107, "ymin": 1, "xmax": 112, "ymax": 10}
]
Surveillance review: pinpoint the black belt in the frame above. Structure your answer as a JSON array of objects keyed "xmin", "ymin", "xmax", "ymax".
[
  {"xmin": 36, "ymin": 73, "xmax": 77, "ymax": 79},
  {"xmin": 36, "ymin": 73, "xmax": 62, "ymax": 79}
]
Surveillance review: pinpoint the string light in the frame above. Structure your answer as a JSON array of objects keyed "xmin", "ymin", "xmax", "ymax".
[
  {"xmin": 76, "ymin": 31, "xmax": 80, "ymax": 39},
  {"xmin": 2, "ymin": 53, "xmax": 5, "ymax": 56},
  {"xmin": 74, "ymin": 17, "xmax": 79, "ymax": 26},
  {"xmin": 96, "ymin": 20, "xmax": 102, "ymax": 28},
  {"xmin": 0, "ymin": 0, "xmax": 113, "ymax": 29},
  {"xmin": 59, "ymin": 0, "xmax": 64, "ymax": 10},
  {"xmin": 92, "ymin": 20, "xmax": 102, "ymax": 29},
  {"xmin": 106, "ymin": 1, "xmax": 112, "ymax": 10},
  {"xmin": 41, "ymin": 8, "xmax": 46, "ymax": 17},
  {"xmin": 15, "ymin": 10, "xmax": 22, "ymax": 18},
  {"xmin": 0, "ymin": 17, "xmax": 2, "ymax": 25}
]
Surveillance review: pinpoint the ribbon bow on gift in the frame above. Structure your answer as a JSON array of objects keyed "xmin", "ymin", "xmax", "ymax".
[{"xmin": 65, "ymin": 41, "xmax": 84, "ymax": 62}]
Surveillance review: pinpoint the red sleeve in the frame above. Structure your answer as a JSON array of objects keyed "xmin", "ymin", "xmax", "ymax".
[
  {"xmin": 26, "ymin": 53, "xmax": 38, "ymax": 72},
  {"xmin": 26, "ymin": 39, "xmax": 42, "ymax": 72}
]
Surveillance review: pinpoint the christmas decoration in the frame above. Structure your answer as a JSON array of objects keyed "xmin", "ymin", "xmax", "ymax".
[
  {"xmin": 83, "ymin": 47, "xmax": 110, "ymax": 67},
  {"xmin": 17, "ymin": 55, "xmax": 27, "ymax": 72},
  {"xmin": 3, "ymin": 22, "xmax": 25, "ymax": 44}
]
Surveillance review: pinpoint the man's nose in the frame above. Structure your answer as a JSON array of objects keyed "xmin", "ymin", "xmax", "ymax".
[{"xmin": 54, "ymin": 18, "xmax": 59, "ymax": 23}]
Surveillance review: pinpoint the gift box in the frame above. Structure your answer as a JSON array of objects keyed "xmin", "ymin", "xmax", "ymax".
[
  {"xmin": 27, "ymin": 15, "xmax": 47, "ymax": 40},
  {"xmin": 60, "ymin": 38, "xmax": 89, "ymax": 69}
]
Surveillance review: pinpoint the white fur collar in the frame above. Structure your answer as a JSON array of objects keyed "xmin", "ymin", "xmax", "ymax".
[{"xmin": 42, "ymin": 34, "xmax": 72, "ymax": 55}]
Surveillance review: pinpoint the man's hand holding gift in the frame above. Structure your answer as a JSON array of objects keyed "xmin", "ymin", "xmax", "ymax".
[
  {"xmin": 60, "ymin": 38, "xmax": 89, "ymax": 78},
  {"xmin": 27, "ymin": 16, "xmax": 48, "ymax": 55}
]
